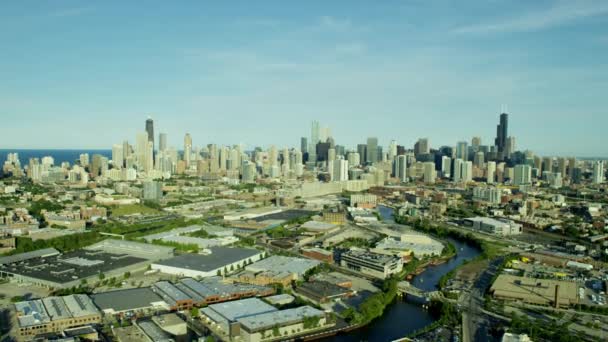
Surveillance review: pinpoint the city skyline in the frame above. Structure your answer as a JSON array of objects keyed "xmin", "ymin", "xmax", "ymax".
[{"xmin": 2, "ymin": 1, "xmax": 608, "ymax": 156}]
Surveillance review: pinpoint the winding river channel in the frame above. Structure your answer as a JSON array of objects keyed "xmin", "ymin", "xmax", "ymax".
[{"xmin": 328, "ymin": 205, "xmax": 482, "ymax": 342}]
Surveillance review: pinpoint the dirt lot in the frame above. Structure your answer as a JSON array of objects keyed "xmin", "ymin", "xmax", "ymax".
[{"xmin": 454, "ymin": 258, "xmax": 489, "ymax": 284}]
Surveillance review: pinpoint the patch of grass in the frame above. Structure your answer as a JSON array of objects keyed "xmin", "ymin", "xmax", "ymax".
[{"xmin": 111, "ymin": 204, "xmax": 161, "ymax": 217}]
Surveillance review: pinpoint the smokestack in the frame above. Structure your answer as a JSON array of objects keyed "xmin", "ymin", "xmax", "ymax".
[{"xmin": 554, "ymin": 284, "xmax": 560, "ymax": 309}]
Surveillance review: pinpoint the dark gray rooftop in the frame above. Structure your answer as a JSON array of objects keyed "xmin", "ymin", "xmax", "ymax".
[
  {"xmin": 153, "ymin": 247, "xmax": 261, "ymax": 272},
  {"xmin": 0, "ymin": 248, "xmax": 59, "ymax": 265},
  {"xmin": 0, "ymin": 249, "xmax": 146, "ymax": 284},
  {"xmin": 0, "ymin": 249, "xmax": 147, "ymax": 284},
  {"xmin": 91, "ymin": 288, "xmax": 164, "ymax": 312}
]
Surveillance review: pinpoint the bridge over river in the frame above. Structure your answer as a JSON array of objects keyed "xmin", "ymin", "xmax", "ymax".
[{"xmin": 397, "ymin": 281, "xmax": 444, "ymax": 301}]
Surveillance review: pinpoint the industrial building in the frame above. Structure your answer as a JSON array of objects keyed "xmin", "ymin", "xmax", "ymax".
[
  {"xmin": 490, "ymin": 274, "xmax": 579, "ymax": 308},
  {"xmin": 201, "ymin": 298, "xmax": 278, "ymax": 334},
  {"xmin": 201, "ymin": 298, "xmax": 332, "ymax": 341},
  {"xmin": 151, "ymin": 247, "xmax": 263, "ymax": 278},
  {"xmin": 15, "ymin": 295, "xmax": 101, "ymax": 340},
  {"xmin": 177, "ymin": 277, "xmax": 274, "ymax": 306},
  {"xmin": 462, "ymin": 217, "xmax": 522, "ymax": 236},
  {"xmin": 0, "ymin": 247, "xmax": 149, "ymax": 288},
  {"xmin": 340, "ymin": 249, "xmax": 403, "ymax": 279},
  {"xmin": 301, "ymin": 247, "xmax": 334, "ymax": 263},
  {"xmin": 245, "ymin": 255, "xmax": 320, "ymax": 280},
  {"xmin": 374, "ymin": 232, "xmax": 444, "ymax": 257},
  {"xmin": 91, "ymin": 288, "xmax": 168, "ymax": 316},
  {"xmin": 153, "ymin": 281, "xmax": 193, "ymax": 311},
  {"xmin": 295, "ymin": 280, "xmax": 355, "ymax": 304},
  {"xmin": 85, "ymin": 239, "xmax": 175, "ymax": 260},
  {"xmin": 127, "ymin": 277, "xmax": 277, "ymax": 312}
]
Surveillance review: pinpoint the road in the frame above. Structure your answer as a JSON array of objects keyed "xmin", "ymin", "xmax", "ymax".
[{"xmin": 460, "ymin": 256, "xmax": 505, "ymax": 342}]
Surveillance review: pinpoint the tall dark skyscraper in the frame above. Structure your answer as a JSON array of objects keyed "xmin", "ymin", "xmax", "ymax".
[
  {"xmin": 145, "ymin": 118, "xmax": 154, "ymax": 148},
  {"xmin": 495, "ymin": 113, "xmax": 508, "ymax": 157}
]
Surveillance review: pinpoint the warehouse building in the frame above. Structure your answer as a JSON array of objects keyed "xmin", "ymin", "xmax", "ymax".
[
  {"xmin": 490, "ymin": 274, "xmax": 578, "ymax": 308},
  {"xmin": 151, "ymin": 247, "xmax": 263, "ymax": 278},
  {"xmin": 201, "ymin": 298, "xmax": 333, "ymax": 342},
  {"xmin": 91, "ymin": 288, "xmax": 168, "ymax": 316},
  {"xmin": 245, "ymin": 255, "xmax": 320, "ymax": 280},
  {"xmin": 201, "ymin": 298, "xmax": 278, "ymax": 334},
  {"xmin": 153, "ymin": 281, "xmax": 193, "ymax": 311},
  {"xmin": 301, "ymin": 247, "xmax": 334, "ymax": 264},
  {"xmin": 295, "ymin": 280, "xmax": 355, "ymax": 304},
  {"xmin": 340, "ymin": 249, "xmax": 403, "ymax": 279},
  {"xmin": 237, "ymin": 306, "xmax": 332, "ymax": 342},
  {"xmin": 0, "ymin": 248, "xmax": 149, "ymax": 288},
  {"xmin": 15, "ymin": 295, "xmax": 101, "ymax": 339},
  {"xmin": 177, "ymin": 277, "xmax": 274, "ymax": 306},
  {"xmin": 462, "ymin": 217, "xmax": 522, "ymax": 236},
  {"xmin": 85, "ymin": 239, "xmax": 174, "ymax": 260}
]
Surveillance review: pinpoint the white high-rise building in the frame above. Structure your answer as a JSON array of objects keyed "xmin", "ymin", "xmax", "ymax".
[
  {"xmin": 347, "ymin": 152, "xmax": 360, "ymax": 167},
  {"xmin": 453, "ymin": 159, "xmax": 472, "ymax": 183},
  {"xmin": 592, "ymin": 160, "xmax": 605, "ymax": 184},
  {"xmin": 144, "ymin": 141, "xmax": 154, "ymax": 173},
  {"xmin": 462, "ymin": 161, "xmax": 473, "ymax": 182},
  {"xmin": 328, "ymin": 148, "xmax": 336, "ymax": 163},
  {"xmin": 183, "ymin": 133, "xmax": 192, "ymax": 167},
  {"xmin": 513, "ymin": 164, "xmax": 532, "ymax": 185},
  {"xmin": 423, "ymin": 162, "xmax": 436, "ymax": 184},
  {"xmin": 309, "ymin": 120, "xmax": 320, "ymax": 162},
  {"xmin": 487, "ymin": 161, "xmax": 496, "ymax": 184},
  {"xmin": 112, "ymin": 144, "xmax": 124, "ymax": 168},
  {"xmin": 158, "ymin": 133, "xmax": 167, "ymax": 152},
  {"xmin": 388, "ymin": 140, "xmax": 397, "ymax": 161},
  {"xmin": 332, "ymin": 158, "xmax": 349, "ymax": 182},
  {"xmin": 79, "ymin": 153, "xmax": 89, "ymax": 167},
  {"xmin": 441, "ymin": 156, "xmax": 451, "ymax": 178},
  {"xmin": 453, "ymin": 159, "xmax": 463, "ymax": 182},
  {"xmin": 395, "ymin": 155, "xmax": 407, "ymax": 182},
  {"xmin": 135, "ymin": 132, "xmax": 149, "ymax": 171},
  {"xmin": 41, "ymin": 156, "xmax": 54, "ymax": 167}
]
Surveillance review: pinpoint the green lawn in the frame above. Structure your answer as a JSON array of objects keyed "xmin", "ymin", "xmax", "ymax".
[{"xmin": 111, "ymin": 204, "xmax": 160, "ymax": 217}]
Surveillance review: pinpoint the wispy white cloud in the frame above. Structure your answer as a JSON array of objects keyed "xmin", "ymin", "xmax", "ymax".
[{"xmin": 454, "ymin": 0, "xmax": 608, "ymax": 34}]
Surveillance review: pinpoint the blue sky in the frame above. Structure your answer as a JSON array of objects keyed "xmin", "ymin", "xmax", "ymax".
[{"xmin": 1, "ymin": 0, "xmax": 607, "ymax": 157}]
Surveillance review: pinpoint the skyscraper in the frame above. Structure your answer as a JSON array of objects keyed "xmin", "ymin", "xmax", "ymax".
[
  {"xmin": 414, "ymin": 138, "xmax": 430, "ymax": 156},
  {"xmin": 513, "ymin": 164, "xmax": 532, "ymax": 185},
  {"xmin": 159, "ymin": 133, "xmax": 167, "ymax": 152},
  {"xmin": 423, "ymin": 162, "xmax": 436, "ymax": 184},
  {"xmin": 300, "ymin": 137, "xmax": 308, "ymax": 154},
  {"xmin": 366, "ymin": 137, "xmax": 378, "ymax": 164},
  {"xmin": 592, "ymin": 160, "xmax": 605, "ymax": 184},
  {"xmin": 495, "ymin": 113, "xmax": 508, "ymax": 158},
  {"xmin": 487, "ymin": 161, "xmax": 496, "ymax": 184},
  {"xmin": 145, "ymin": 118, "xmax": 154, "ymax": 147},
  {"xmin": 184, "ymin": 133, "xmax": 192, "ymax": 167},
  {"xmin": 456, "ymin": 141, "xmax": 468, "ymax": 161},
  {"xmin": 112, "ymin": 144, "xmax": 124, "ymax": 168},
  {"xmin": 395, "ymin": 155, "xmax": 407, "ymax": 182},
  {"xmin": 135, "ymin": 132, "xmax": 149, "ymax": 171},
  {"xmin": 471, "ymin": 136, "xmax": 481, "ymax": 151}
]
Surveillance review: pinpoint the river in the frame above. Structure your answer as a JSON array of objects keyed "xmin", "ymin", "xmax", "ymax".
[{"xmin": 327, "ymin": 205, "xmax": 482, "ymax": 342}]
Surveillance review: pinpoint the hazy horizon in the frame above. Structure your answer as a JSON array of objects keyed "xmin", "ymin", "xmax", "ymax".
[{"xmin": 2, "ymin": 1, "xmax": 607, "ymax": 156}]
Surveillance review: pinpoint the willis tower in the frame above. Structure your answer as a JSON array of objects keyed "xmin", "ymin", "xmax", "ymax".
[{"xmin": 495, "ymin": 113, "xmax": 508, "ymax": 159}]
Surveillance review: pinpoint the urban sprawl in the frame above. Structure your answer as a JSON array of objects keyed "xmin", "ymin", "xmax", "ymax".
[{"xmin": 0, "ymin": 113, "xmax": 607, "ymax": 342}]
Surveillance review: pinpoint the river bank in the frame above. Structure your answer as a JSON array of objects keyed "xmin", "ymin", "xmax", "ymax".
[{"xmin": 323, "ymin": 206, "xmax": 482, "ymax": 342}]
